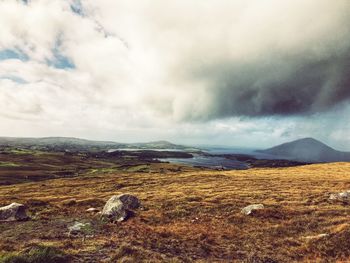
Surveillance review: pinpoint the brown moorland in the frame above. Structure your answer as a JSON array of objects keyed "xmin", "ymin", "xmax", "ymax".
[{"xmin": 1, "ymin": 151, "xmax": 350, "ymax": 262}]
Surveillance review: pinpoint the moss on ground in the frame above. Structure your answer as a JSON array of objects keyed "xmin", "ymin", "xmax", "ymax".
[{"xmin": 0, "ymin": 245, "xmax": 69, "ymax": 263}]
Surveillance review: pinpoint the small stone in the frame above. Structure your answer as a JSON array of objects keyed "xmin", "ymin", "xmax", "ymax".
[
  {"xmin": 68, "ymin": 222, "xmax": 91, "ymax": 236},
  {"xmin": 329, "ymin": 191, "xmax": 350, "ymax": 201},
  {"xmin": 0, "ymin": 203, "xmax": 29, "ymax": 221},
  {"xmin": 241, "ymin": 204, "xmax": 264, "ymax": 215},
  {"xmin": 191, "ymin": 217, "xmax": 199, "ymax": 223}
]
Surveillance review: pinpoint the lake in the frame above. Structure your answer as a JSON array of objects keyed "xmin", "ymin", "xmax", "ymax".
[
  {"xmin": 159, "ymin": 153, "xmax": 249, "ymax": 170},
  {"xmin": 159, "ymin": 146, "xmax": 285, "ymax": 170}
]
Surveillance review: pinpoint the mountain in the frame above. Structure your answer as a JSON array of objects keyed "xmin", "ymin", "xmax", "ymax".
[
  {"xmin": 0, "ymin": 137, "xmax": 196, "ymax": 152},
  {"xmin": 257, "ymin": 137, "xmax": 350, "ymax": 162}
]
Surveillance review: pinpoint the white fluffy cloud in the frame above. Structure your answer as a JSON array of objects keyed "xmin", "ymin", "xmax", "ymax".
[{"xmin": 0, "ymin": 0, "xmax": 350, "ymax": 148}]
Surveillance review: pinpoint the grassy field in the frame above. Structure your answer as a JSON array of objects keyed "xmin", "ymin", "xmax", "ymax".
[
  {"xmin": 1, "ymin": 153, "xmax": 350, "ymax": 262},
  {"xmin": 0, "ymin": 148, "xmax": 186, "ymax": 186}
]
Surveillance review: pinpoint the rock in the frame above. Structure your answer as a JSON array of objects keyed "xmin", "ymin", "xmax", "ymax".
[
  {"xmin": 101, "ymin": 194, "xmax": 140, "ymax": 222},
  {"xmin": 0, "ymin": 203, "xmax": 29, "ymax": 221},
  {"xmin": 68, "ymin": 222, "xmax": 91, "ymax": 236},
  {"xmin": 191, "ymin": 217, "xmax": 199, "ymax": 223},
  {"xmin": 241, "ymin": 204, "xmax": 264, "ymax": 215},
  {"xmin": 86, "ymin": 208, "xmax": 99, "ymax": 213},
  {"xmin": 329, "ymin": 191, "xmax": 350, "ymax": 201}
]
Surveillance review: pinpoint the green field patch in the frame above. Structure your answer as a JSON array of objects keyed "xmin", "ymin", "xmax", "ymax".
[
  {"xmin": 86, "ymin": 167, "xmax": 120, "ymax": 175},
  {"xmin": 0, "ymin": 161, "xmax": 20, "ymax": 167},
  {"xmin": 126, "ymin": 164, "xmax": 150, "ymax": 172},
  {"xmin": 5, "ymin": 148, "xmax": 45, "ymax": 155}
]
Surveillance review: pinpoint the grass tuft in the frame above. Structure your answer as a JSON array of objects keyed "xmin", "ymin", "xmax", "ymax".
[{"xmin": 0, "ymin": 245, "xmax": 69, "ymax": 263}]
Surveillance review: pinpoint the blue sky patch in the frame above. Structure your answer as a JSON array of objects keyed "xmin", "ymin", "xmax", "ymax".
[
  {"xmin": 0, "ymin": 75, "xmax": 28, "ymax": 84},
  {"xmin": 46, "ymin": 38, "xmax": 75, "ymax": 70},
  {"xmin": 0, "ymin": 49, "xmax": 29, "ymax": 61},
  {"xmin": 70, "ymin": 0, "xmax": 84, "ymax": 16},
  {"xmin": 46, "ymin": 53, "xmax": 75, "ymax": 69}
]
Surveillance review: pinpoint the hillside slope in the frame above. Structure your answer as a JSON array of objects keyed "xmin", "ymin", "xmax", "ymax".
[
  {"xmin": 0, "ymin": 137, "xmax": 194, "ymax": 152},
  {"xmin": 1, "ymin": 162, "xmax": 350, "ymax": 262},
  {"xmin": 257, "ymin": 137, "xmax": 350, "ymax": 162}
]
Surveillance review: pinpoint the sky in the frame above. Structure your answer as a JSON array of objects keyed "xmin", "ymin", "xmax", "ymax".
[{"xmin": 0, "ymin": 0, "xmax": 350, "ymax": 149}]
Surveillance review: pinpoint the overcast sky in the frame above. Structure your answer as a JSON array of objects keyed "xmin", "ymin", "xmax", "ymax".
[{"xmin": 0, "ymin": 0, "xmax": 350, "ymax": 149}]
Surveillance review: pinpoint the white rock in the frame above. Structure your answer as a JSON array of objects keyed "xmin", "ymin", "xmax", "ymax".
[
  {"xmin": 329, "ymin": 190, "xmax": 350, "ymax": 201},
  {"xmin": 339, "ymin": 192, "xmax": 350, "ymax": 198},
  {"xmin": 101, "ymin": 194, "xmax": 140, "ymax": 222},
  {"xmin": 68, "ymin": 222, "xmax": 91, "ymax": 235},
  {"xmin": 241, "ymin": 204, "xmax": 264, "ymax": 215},
  {"xmin": 329, "ymin": 194, "xmax": 337, "ymax": 200},
  {"xmin": 0, "ymin": 203, "xmax": 29, "ymax": 221}
]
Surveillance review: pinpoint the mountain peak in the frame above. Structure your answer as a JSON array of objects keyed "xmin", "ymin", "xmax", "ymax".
[
  {"xmin": 258, "ymin": 138, "xmax": 350, "ymax": 162},
  {"xmin": 294, "ymin": 137, "xmax": 323, "ymax": 144}
]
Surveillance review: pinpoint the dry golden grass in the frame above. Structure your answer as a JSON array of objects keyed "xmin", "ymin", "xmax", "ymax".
[{"xmin": 1, "ymin": 162, "xmax": 350, "ymax": 262}]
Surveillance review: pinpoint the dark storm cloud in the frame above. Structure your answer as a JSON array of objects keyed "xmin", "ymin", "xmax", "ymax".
[
  {"xmin": 189, "ymin": 49, "xmax": 350, "ymax": 118},
  {"xmin": 138, "ymin": 0, "xmax": 350, "ymax": 121}
]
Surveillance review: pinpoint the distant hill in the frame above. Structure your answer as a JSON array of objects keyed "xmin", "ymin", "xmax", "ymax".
[
  {"xmin": 0, "ymin": 137, "xmax": 197, "ymax": 152},
  {"xmin": 257, "ymin": 138, "xmax": 350, "ymax": 162},
  {"xmin": 126, "ymin": 140, "xmax": 197, "ymax": 150}
]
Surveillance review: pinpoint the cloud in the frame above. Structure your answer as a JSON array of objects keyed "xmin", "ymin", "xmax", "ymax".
[
  {"xmin": 0, "ymin": 0, "xmax": 350, "ymax": 147},
  {"xmin": 128, "ymin": 0, "xmax": 350, "ymax": 120}
]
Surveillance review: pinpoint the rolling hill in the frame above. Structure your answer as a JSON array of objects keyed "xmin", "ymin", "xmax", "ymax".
[
  {"xmin": 257, "ymin": 137, "xmax": 350, "ymax": 162},
  {"xmin": 0, "ymin": 137, "xmax": 196, "ymax": 152}
]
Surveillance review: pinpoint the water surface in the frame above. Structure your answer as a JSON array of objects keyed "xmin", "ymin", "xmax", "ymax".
[{"xmin": 160, "ymin": 155, "xmax": 249, "ymax": 170}]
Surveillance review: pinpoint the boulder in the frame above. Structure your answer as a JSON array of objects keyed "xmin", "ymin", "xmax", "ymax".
[
  {"xmin": 0, "ymin": 203, "xmax": 29, "ymax": 221},
  {"xmin": 329, "ymin": 191, "xmax": 350, "ymax": 201},
  {"xmin": 241, "ymin": 204, "xmax": 264, "ymax": 215},
  {"xmin": 68, "ymin": 222, "xmax": 91, "ymax": 236},
  {"xmin": 101, "ymin": 194, "xmax": 140, "ymax": 222}
]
